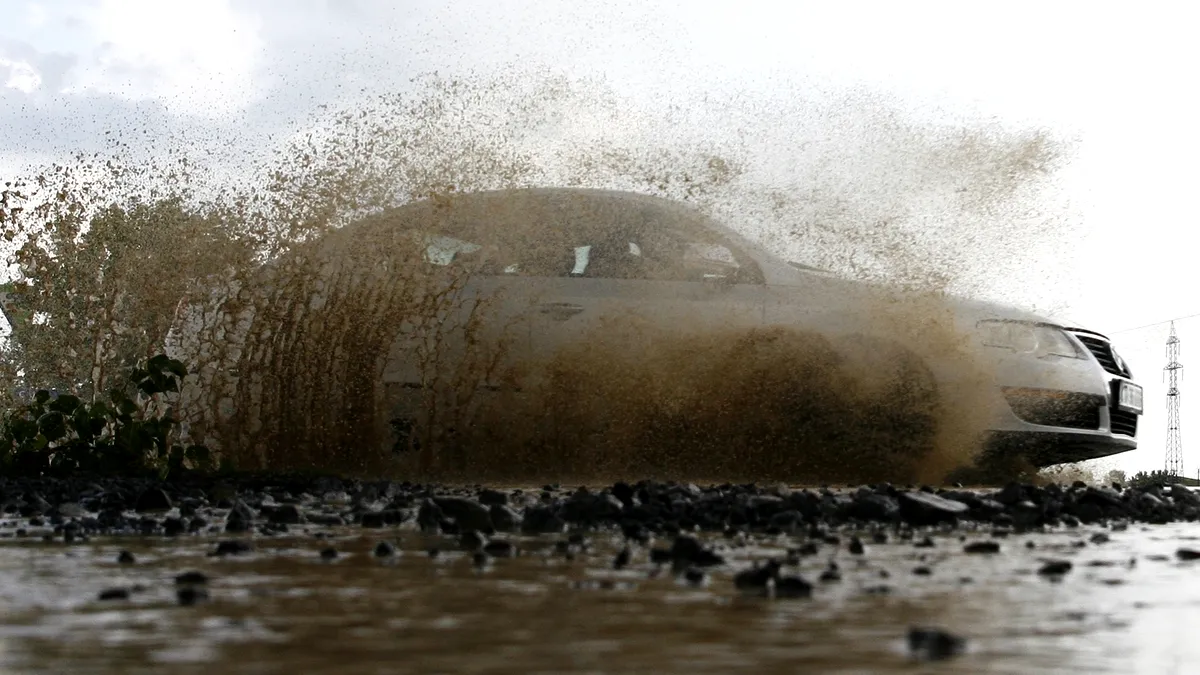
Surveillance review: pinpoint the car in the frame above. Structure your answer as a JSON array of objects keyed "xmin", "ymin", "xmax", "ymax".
[{"xmin": 167, "ymin": 187, "xmax": 1141, "ymax": 470}]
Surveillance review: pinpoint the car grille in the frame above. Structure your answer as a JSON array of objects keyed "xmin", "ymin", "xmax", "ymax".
[
  {"xmin": 1110, "ymin": 408, "xmax": 1138, "ymax": 437},
  {"xmin": 1070, "ymin": 333, "xmax": 1132, "ymax": 377},
  {"xmin": 1003, "ymin": 388, "xmax": 1103, "ymax": 430}
]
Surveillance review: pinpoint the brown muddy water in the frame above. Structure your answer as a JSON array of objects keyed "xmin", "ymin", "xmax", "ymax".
[{"xmin": 1, "ymin": 517, "xmax": 1198, "ymax": 674}]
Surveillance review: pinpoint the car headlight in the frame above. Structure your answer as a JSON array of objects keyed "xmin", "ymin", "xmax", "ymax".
[{"xmin": 977, "ymin": 320, "xmax": 1084, "ymax": 359}]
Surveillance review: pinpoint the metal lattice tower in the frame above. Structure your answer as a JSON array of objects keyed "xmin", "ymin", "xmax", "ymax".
[{"xmin": 1165, "ymin": 322, "xmax": 1184, "ymax": 476}]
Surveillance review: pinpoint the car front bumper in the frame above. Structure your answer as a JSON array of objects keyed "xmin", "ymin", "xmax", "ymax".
[{"xmin": 969, "ymin": 328, "xmax": 1141, "ymax": 466}]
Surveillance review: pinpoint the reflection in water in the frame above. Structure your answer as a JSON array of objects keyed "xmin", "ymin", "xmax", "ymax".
[{"xmin": 1, "ymin": 523, "xmax": 1199, "ymax": 674}]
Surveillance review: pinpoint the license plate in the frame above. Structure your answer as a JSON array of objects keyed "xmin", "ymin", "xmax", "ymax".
[{"xmin": 1116, "ymin": 381, "xmax": 1143, "ymax": 414}]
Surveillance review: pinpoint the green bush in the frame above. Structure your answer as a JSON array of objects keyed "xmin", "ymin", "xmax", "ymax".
[{"xmin": 0, "ymin": 354, "xmax": 219, "ymax": 478}]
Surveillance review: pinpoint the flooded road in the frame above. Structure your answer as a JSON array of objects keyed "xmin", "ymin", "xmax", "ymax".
[{"xmin": 2, "ymin": 518, "xmax": 1199, "ymax": 674}]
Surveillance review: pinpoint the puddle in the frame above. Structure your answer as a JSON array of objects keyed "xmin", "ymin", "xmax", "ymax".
[{"xmin": 1, "ymin": 522, "xmax": 1197, "ymax": 673}]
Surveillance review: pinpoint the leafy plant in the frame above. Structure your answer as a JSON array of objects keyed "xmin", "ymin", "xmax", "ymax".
[{"xmin": 0, "ymin": 353, "xmax": 218, "ymax": 478}]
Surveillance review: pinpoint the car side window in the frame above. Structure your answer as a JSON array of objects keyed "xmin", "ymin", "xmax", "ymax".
[{"xmin": 417, "ymin": 198, "xmax": 764, "ymax": 284}]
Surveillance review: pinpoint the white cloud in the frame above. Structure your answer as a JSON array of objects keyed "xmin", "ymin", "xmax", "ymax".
[
  {"xmin": 0, "ymin": 58, "xmax": 41, "ymax": 93},
  {"xmin": 60, "ymin": 0, "xmax": 264, "ymax": 117}
]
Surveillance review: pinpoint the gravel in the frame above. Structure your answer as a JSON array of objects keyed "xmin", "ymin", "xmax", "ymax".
[{"xmin": 5, "ymin": 472, "xmax": 1200, "ymax": 664}]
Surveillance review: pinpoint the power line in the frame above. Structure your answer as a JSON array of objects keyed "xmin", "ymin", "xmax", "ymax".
[{"xmin": 1109, "ymin": 312, "xmax": 1200, "ymax": 336}]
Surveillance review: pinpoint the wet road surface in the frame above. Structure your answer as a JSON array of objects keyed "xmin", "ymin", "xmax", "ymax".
[{"xmin": 2, "ymin": 518, "xmax": 1199, "ymax": 674}]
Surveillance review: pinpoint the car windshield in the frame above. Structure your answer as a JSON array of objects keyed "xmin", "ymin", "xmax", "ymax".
[{"xmin": 399, "ymin": 191, "xmax": 766, "ymax": 284}]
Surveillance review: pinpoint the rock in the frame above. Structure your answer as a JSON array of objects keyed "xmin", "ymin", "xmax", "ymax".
[
  {"xmin": 134, "ymin": 488, "xmax": 173, "ymax": 513},
  {"xmin": 360, "ymin": 511, "xmax": 386, "ymax": 528},
  {"xmin": 225, "ymin": 501, "xmax": 255, "ymax": 533},
  {"xmin": 98, "ymin": 588, "xmax": 129, "ymax": 601},
  {"xmin": 849, "ymin": 536, "xmax": 865, "ymax": 555},
  {"xmin": 212, "ymin": 540, "xmax": 252, "ymax": 557},
  {"xmin": 611, "ymin": 482, "xmax": 635, "ymax": 508},
  {"xmin": 269, "ymin": 504, "xmax": 304, "ymax": 525},
  {"xmin": 768, "ymin": 510, "xmax": 804, "ymax": 529},
  {"xmin": 521, "ymin": 506, "xmax": 566, "ymax": 535},
  {"xmin": 57, "ymin": 502, "xmax": 86, "ymax": 518},
  {"xmin": 774, "ymin": 575, "xmax": 813, "ymax": 599},
  {"xmin": 964, "ymin": 541, "xmax": 1000, "ymax": 554},
  {"xmin": 117, "ymin": 550, "xmax": 135, "ymax": 564},
  {"xmin": 478, "ymin": 489, "xmax": 508, "ymax": 506},
  {"xmin": 374, "ymin": 541, "xmax": 396, "ymax": 557},
  {"xmin": 613, "ymin": 547, "xmax": 631, "ymax": 570},
  {"xmin": 417, "ymin": 500, "xmax": 444, "ymax": 532},
  {"xmin": 307, "ymin": 513, "xmax": 345, "ymax": 527},
  {"xmin": 899, "ymin": 491, "xmax": 968, "ymax": 525},
  {"xmin": 848, "ymin": 492, "xmax": 900, "ymax": 521},
  {"xmin": 489, "ymin": 505, "xmax": 521, "ymax": 533},
  {"xmin": 1177, "ymin": 548, "xmax": 1200, "ymax": 561},
  {"xmin": 819, "ymin": 565, "xmax": 842, "ymax": 583},
  {"xmin": 683, "ymin": 568, "xmax": 706, "ymax": 586},
  {"xmin": 177, "ymin": 586, "xmax": 208, "ymax": 606},
  {"xmin": 175, "ymin": 571, "xmax": 208, "ymax": 585},
  {"xmin": 914, "ymin": 566, "xmax": 932, "ymax": 576},
  {"xmin": 434, "ymin": 497, "xmax": 494, "ymax": 533},
  {"xmin": 460, "ymin": 529, "xmax": 489, "ymax": 551},
  {"xmin": 483, "ymin": 540, "xmax": 517, "ymax": 558},
  {"xmin": 1038, "ymin": 560, "xmax": 1073, "ymax": 576},
  {"xmin": 1080, "ymin": 486, "xmax": 1125, "ymax": 509},
  {"xmin": 795, "ymin": 541, "xmax": 820, "ymax": 557},
  {"xmin": 163, "ymin": 518, "xmax": 186, "ymax": 537},
  {"xmin": 734, "ymin": 560, "xmax": 780, "ymax": 594},
  {"xmin": 669, "ymin": 535, "xmax": 724, "ymax": 567},
  {"xmin": 319, "ymin": 547, "xmax": 338, "ymax": 560},
  {"xmin": 908, "ymin": 627, "xmax": 966, "ymax": 661},
  {"xmin": 994, "ymin": 482, "xmax": 1024, "ymax": 505},
  {"xmin": 1090, "ymin": 532, "xmax": 1111, "ymax": 545},
  {"xmin": 1171, "ymin": 485, "xmax": 1200, "ymax": 506}
]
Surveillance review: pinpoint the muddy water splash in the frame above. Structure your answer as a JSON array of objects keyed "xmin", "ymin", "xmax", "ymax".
[{"xmin": 1, "ymin": 70, "xmax": 1073, "ymax": 483}]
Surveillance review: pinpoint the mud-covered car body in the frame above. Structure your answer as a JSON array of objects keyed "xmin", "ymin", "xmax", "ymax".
[
  {"xmin": 169, "ymin": 188, "xmax": 1142, "ymax": 466},
  {"xmin": 374, "ymin": 188, "xmax": 1140, "ymax": 466}
]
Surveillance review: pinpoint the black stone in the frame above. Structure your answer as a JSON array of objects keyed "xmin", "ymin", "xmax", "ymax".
[
  {"xmin": 319, "ymin": 547, "xmax": 338, "ymax": 560},
  {"xmin": 269, "ymin": 504, "xmax": 304, "ymax": 525},
  {"xmin": 1038, "ymin": 560, "xmax": 1073, "ymax": 576},
  {"xmin": 774, "ymin": 575, "xmax": 813, "ymax": 598},
  {"xmin": 521, "ymin": 506, "xmax": 566, "ymax": 535},
  {"xmin": 1177, "ymin": 548, "xmax": 1200, "ymax": 561},
  {"xmin": 163, "ymin": 518, "xmax": 186, "ymax": 537},
  {"xmin": 489, "ymin": 505, "xmax": 521, "ymax": 533},
  {"xmin": 117, "ymin": 550, "xmax": 135, "ymax": 564},
  {"xmin": 908, "ymin": 627, "xmax": 966, "ymax": 661},
  {"xmin": 360, "ymin": 511, "xmax": 386, "ymax": 528},
  {"xmin": 848, "ymin": 536, "xmax": 865, "ymax": 555},
  {"xmin": 900, "ymin": 491, "xmax": 968, "ymax": 525},
  {"xmin": 177, "ymin": 586, "xmax": 209, "ymax": 606},
  {"xmin": 964, "ymin": 541, "xmax": 1000, "ymax": 554},
  {"xmin": 134, "ymin": 488, "xmax": 173, "ymax": 513},
  {"xmin": 175, "ymin": 571, "xmax": 208, "ymax": 585},
  {"xmin": 212, "ymin": 540, "xmax": 252, "ymax": 557},
  {"xmin": 434, "ymin": 497, "xmax": 494, "ymax": 533},
  {"xmin": 98, "ymin": 588, "xmax": 129, "ymax": 601},
  {"xmin": 478, "ymin": 489, "xmax": 508, "ymax": 506},
  {"xmin": 460, "ymin": 529, "xmax": 489, "ymax": 551},
  {"xmin": 483, "ymin": 540, "xmax": 517, "ymax": 558}
]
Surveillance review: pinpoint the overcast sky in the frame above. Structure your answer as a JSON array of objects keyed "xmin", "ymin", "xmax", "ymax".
[{"xmin": 2, "ymin": 0, "xmax": 1199, "ymax": 475}]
